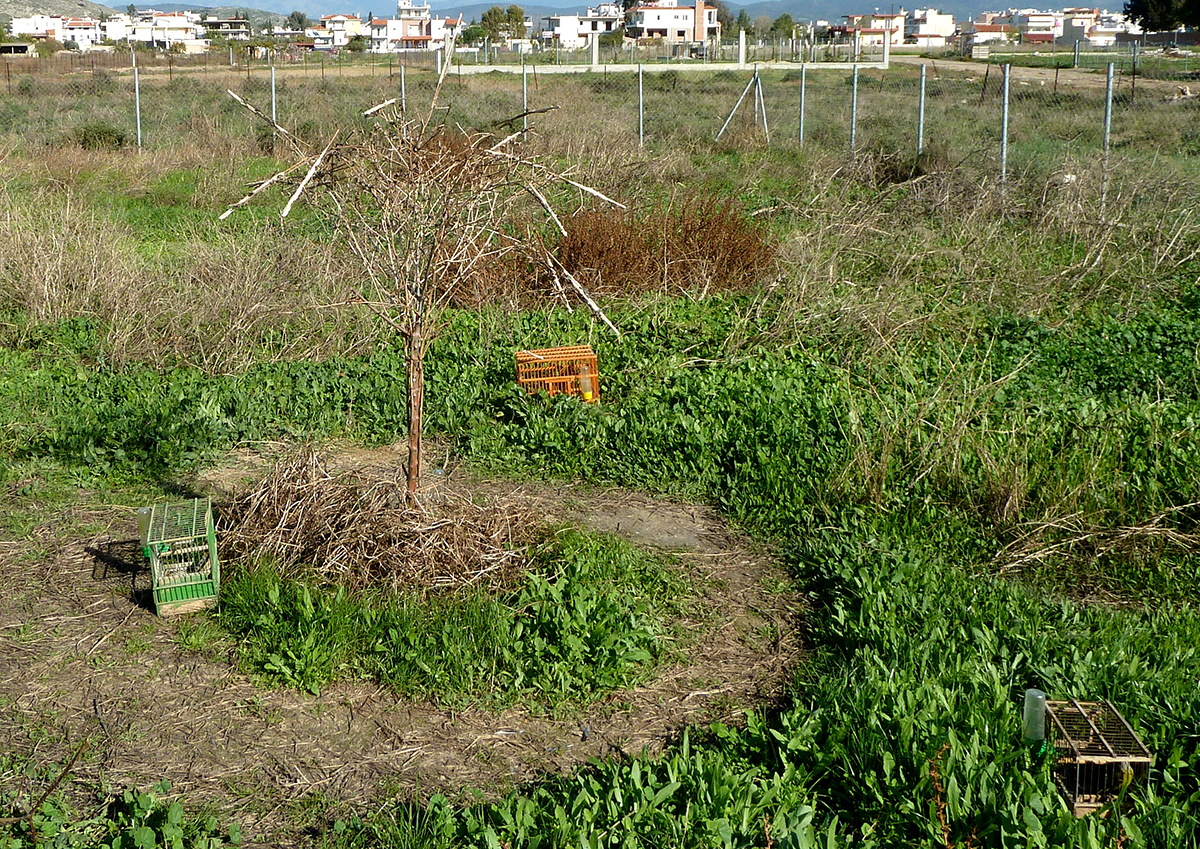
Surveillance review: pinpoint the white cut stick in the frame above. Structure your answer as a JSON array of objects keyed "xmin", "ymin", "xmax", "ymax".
[
  {"xmin": 364, "ymin": 98, "xmax": 397, "ymax": 117},
  {"xmin": 484, "ymin": 150, "xmax": 625, "ymax": 209},
  {"xmin": 488, "ymin": 129, "xmax": 524, "ymax": 152},
  {"xmin": 550, "ymin": 254, "xmax": 619, "ymax": 338},
  {"xmin": 219, "ymin": 161, "xmax": 306, "ymax": 220},
  {"xmin": 281, "ymin": 133, "xmax": 338, "ymax": 220},
  {"xmin": 226, "ymin": 89, "xmax": 305, "ymax": 153},
  {"xmin": 526, "ymin": 183, "xmax": 566, "ymax": 237}
]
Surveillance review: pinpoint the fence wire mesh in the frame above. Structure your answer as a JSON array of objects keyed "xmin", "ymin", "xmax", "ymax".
[{"xmin": 3, "ymin": 55, "xmax": 1196, "ymax": 210}]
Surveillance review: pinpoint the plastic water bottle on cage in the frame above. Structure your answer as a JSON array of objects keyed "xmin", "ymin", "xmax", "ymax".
[
  {"xmin": 1023, "ymin": 688, "xmax": 1047, "ymax": 746},
  {"xmin": 578, "ymin": 362, "xmax": 595, "ymax": 402}
]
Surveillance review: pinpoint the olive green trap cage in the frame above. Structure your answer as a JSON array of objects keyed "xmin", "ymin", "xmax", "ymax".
[{"xmin": 137, "ymin": 498, "xmax": 220, "ymax": 616}]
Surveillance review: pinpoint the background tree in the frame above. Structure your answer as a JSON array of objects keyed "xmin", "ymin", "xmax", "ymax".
[
  {"xmin": 480, "ymin": 5, "xmax": 507, "ymax": 40},
  {"xmin": 1124, "ymin": 0, "xmax": 1195, "ymax": 30},
  {"xmin": 735, "ymin": 9, "xmax": 751, "ymax": 32},
  {"xmin": 505, "ymin": 4, "xmax": 526, "ymax": 39},
  {"xmin": 598, "ymin": 27, "xmax": 624, "ymax": 47},
  {"xmin": 461, "ymin": 23, "xmax": 486, "ymax": 43},
  {"xmin": 346, "ymin": 33, "xmax": 367, "ymax": 51},
  {"xmin": 222, "ymin": 46, "xmax": 620, "ymax": 503},
  {"xmin": 751, "ymin": 14, "xmax": 772, "ymax": 37},
  {"xmin": 771, "ymin": 13, "xmax": 794, "ymax": 34},
  {"xmin": 285, "ymin": 10, "xmax": 309, "ymax": 30}
]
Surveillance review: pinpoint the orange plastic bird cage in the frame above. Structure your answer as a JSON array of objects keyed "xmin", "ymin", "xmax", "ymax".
[{"xmin": 515, "ymin": 345, "xmax": 600, "ymax": 403}]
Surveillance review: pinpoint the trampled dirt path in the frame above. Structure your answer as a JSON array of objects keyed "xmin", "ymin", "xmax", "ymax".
[{"xmin": 0, "ymin": 445, "xmax": 801, "ymax": 842}]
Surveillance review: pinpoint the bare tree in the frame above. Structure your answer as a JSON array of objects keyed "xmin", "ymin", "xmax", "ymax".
[{"xmin": 222, "ymin": 48, "xmax": 621, "ymax": 505}]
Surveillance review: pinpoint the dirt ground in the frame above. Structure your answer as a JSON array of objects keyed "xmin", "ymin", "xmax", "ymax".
[
  {"xmin": 891, "ymin": 53, "xmax": 1186, "ymax": 97},
  {"xmin": 0, "ymin": 444, "xmax": 802, "ymax": 841}
]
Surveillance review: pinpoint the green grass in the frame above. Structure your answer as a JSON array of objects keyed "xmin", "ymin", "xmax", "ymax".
[
  {"xmin": 218, "ymin": 529, "xmax": 689, "ymax": 708},
  {"xmin": 0, "ymin": 768, "xmax": 239, "ymax": 849},
  {"xmin": 3, "ymin": 61, "xmax": 1200, "ymax": 845}
]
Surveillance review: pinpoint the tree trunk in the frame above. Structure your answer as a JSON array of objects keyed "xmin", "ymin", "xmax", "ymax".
[{"xmin": 406, "ymin": 328, "xmax": 425, "ymax": 506}]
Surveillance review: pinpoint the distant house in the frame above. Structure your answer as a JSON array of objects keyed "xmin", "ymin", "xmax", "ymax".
[
  {"xmin": 431, "ymin": 15, "xmax": 463, "ymax": 49},
  {"xmin": 11, "ymin": 14, "xmax": 104, "ymax": 50},
  {"xmin": 368, "ymin": 17, "xmax": 433, "ymax": 51},
  {"xmin": 837, "ymin": 12, "xmax": 905, "ymax": 47},
  {"xmin": 905, "ymin": 8, "xmax": 954, "ymax": 47},
  {"xmin": 542, "ymin": 4, "xmax": 622, "ymax": 49},
  {"xmin": 306, "ymin": 25, "xmax": 335, "ymax": 49},
  {"xmin": 961, "ymin": 20, "xmax": 1017, "ymax": 45},
  {"xmin": 130, "ymin": 14, "xmax": 207, "ymax": 49},
  {"xmin": 202, "ymin": 17, "xmax": 252, "ymax": 40},
  {"xmin": 625, "ymin": 0, "xmax": 719, "ymax": 45},
  {"xmin": 319, "ymin": 14, "xmax": 365, "ymax": 48}
]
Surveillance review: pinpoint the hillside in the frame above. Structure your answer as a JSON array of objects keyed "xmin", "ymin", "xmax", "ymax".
[{"xmin": 0, "ymin": 0, "xmax": 111, "ymax": 21}]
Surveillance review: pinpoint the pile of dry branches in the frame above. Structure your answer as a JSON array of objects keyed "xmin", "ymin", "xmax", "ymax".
[{"xmin": 219, "ymin": 447, "xmax": 540, "ymax": 594}]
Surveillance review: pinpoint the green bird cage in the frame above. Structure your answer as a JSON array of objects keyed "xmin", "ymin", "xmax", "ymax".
[{"xmin": 137, "ymin": 498, "xmax": 220, "ymax": 616}]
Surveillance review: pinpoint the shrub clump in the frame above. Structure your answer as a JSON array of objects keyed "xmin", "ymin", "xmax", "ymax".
[
  {"xmin": 558, "ymin": 191, "xmax": 776, "ymax": 296},
  {"xmin": 70, "ymin": 121, "xmax": 129, "ymax": 151}
]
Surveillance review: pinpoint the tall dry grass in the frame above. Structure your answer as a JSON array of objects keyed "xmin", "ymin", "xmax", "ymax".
[{"xmin": 0, "ymin": 186, "xmax": 382, "ymax": 372}]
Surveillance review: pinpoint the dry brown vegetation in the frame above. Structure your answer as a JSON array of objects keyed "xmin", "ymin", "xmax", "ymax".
[
  {"xmin": 219, "ymin": 446, "xmax": 539, "ymax": 594},
  {"xmin": 558, "ymin": 192, "xmax": 777, "ymax": 297}
]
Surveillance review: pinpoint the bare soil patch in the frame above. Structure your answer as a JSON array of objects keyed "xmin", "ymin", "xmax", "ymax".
[
  {"xmin": 892, "ymin": 54, "xmax": 1183, "ymax": 97},
  {"xmin": 0, "ymin": 444, "xmax": 801, "ymax": 841}
]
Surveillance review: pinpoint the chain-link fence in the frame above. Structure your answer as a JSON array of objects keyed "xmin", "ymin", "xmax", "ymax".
[{"xmin": 3, "ymin": 58, "xmax": 1195, "ymax": 206}]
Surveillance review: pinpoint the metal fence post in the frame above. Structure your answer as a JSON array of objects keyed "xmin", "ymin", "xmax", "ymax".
[
  {"xmin": 918, "ymin": 63, "xmax": 926, "ymax": 156},
  {"xmin": 1073, "ymin": 40, "xmax": 1080, "ymax": 69},
  {"xmin": 522, "ymin": 59, "xmax": 528, "ymax": 142},
  {"xmin": 1102, "ymin": 62, "xmax": 1114, "ymax": 214},
  {"xmin": 753, "ymin": 63, "xmax": 759, "ymax": 128},
  {"xmin": 1000, "ymin": 63, "xmax": 1010, "ymax": 195},
  {"xmin": 638, "ymin": 63, "xmax": 644, "ymax": 146},
  {"xmin": 850, "ymin": 63, "xmax": 859, "ymax": 151},
  {"xmin": 1131, "ymin": 42, "xmax": 1139, "ymax": 105},
  {"xmin": 799, "ymin": 64, "xmax": 806, "ymax": 148},
  {"xmin": 401, "ymin": 62, "xmax": 406, "ymax": 112},
  {"xmin": 271, "ymin": 65, "xmax": 277, "ymax": 124},
  {"xmin": 134, "ymin": 66, "xmax": 142, "ymax": 150}
]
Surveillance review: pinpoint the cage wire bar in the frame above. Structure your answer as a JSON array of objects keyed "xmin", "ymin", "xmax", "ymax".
[{"xmin": 1045, "ymin": 699, "xmax": 1153, "ymax": 817}]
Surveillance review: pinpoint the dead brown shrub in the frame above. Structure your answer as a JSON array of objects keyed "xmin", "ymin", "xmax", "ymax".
[
  {"xmin": 219, "ymin": 446, "xmax": 540, "ymax": 594},
  {"xmin": 557, "ymin": 191, "xmax": 776, "ymax": 297}
]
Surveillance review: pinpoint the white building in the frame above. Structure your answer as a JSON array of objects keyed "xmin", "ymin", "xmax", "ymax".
[
  {"xmin": 904, "ymin": 8, "xmax": 955, "ymax": 46},
  {"xmin": 318, "ymin": 14, "xmax": 365, "ymax": 47},
  {"xmin": 542, "ymin": 5, "xmax": 623, "ymax": 48},
  {"xmin": 132, "ymin": 13, "xmax": 207, "ymax": 49},
  {"xmin": 12, "ymin": 14, "xmax": 106, "ymax": 50},
  {"xmin": 984, "ymin": 9, "xmax": 1058, "ymax": 43},
  {"xmin": 431, "ymin": 15, "xmax": 463, "ymax": 49},
  {"xmin": 625, "ymin": 0, "xmax": 719, "ymax": 44},
  {"xmin": 102, "ymin": 14, "xmax": 133, "ymax": 42},
  {"xmin": 364, "ymin": 0, "xmax": 460, "ymax": 54},
  {"xmin": 841, "ymin": 11, "xmax": 906, "ymax": 46}
]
